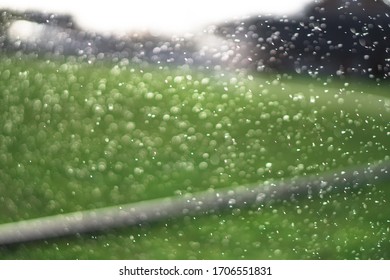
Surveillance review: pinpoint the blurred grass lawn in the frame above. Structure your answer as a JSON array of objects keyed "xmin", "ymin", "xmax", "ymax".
[{"xmin": 0, "ymin": 55, "xmax": 389, "ymax": 259}]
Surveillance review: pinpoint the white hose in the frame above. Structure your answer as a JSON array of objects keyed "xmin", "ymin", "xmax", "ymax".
[{"xmin": 0, "ymin": 160, "xmax": 389, "ymax": 245}]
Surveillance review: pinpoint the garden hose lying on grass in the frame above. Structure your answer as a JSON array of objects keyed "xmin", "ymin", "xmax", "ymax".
[{"xmin": 0, "ymin": 160, "xmax": 389, "ymax": 245}]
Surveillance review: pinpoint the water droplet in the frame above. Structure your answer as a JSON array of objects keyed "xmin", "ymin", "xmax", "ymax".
[
  {"xmin": 198, "ymin": 111, "xmax": 208, "ymax": 119},
  {"xmin": 98, "ymin": 160, "xmax": 107, "ymax": 172},
  {"xmin": 199, "ymin": 161, "xmax": 208, "ymax": 170},
  {"xmin": 201, "ymin": 78, "xmax": 209, "ymax": 85},
  {"xmin": 91, "ymin": 187, "xmax": 102, "ymax": 198},
  {"xmin": 173, "ymin": 76, "xmax": 184, "ymax": 83},
  {"xmin": 93, "ymin": 104, "xmax": 105, "ymax": 116},
  {"xmin": 2, "ymin": 69, "xmax": 10, "ymax": 80},
  {"xmin": 257, "ymin": 168, "xmax": 265, "ymax": 175},
  {"xmin": 134, "ymin": 167, "xmax": 144, "ymax": 175},
  {"xmin": 145, "ymin": 92, "xmax": 154, "ymax": 99}
]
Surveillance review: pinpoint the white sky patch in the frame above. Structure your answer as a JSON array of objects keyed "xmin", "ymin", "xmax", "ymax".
[
  {"xmin": 7, "ymin": 20, "xmax": 45, "ymax": 42},
  {"xmin": 0, "ymin": 0, "xmax": 314, "ymax": 35}
]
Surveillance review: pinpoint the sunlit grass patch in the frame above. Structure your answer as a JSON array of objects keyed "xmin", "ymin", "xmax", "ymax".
[{"xmin": 0, "ymin": 56, "xmax": 389, "ymax": 259}]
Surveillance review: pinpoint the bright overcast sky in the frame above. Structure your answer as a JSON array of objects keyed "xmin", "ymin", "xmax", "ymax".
[{"xmin": 0, "ymin": 0, "xmax": 314, "ymax": 35}]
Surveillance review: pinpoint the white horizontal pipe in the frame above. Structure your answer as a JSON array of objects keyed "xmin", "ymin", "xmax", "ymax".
[{"xmin": 0, "ymin": 160, "xmax": 389, "ymax": 245}]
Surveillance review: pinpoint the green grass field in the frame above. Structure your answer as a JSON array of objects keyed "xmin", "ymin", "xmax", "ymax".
[{"xmin": 0, "ymin": 55, "xmax": 389, "ymax": 259}]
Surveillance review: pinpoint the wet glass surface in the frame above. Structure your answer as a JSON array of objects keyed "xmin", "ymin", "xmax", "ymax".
[{"xmin": 0, "ymin": 0, "xmax": 389, "ymax": 259}]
